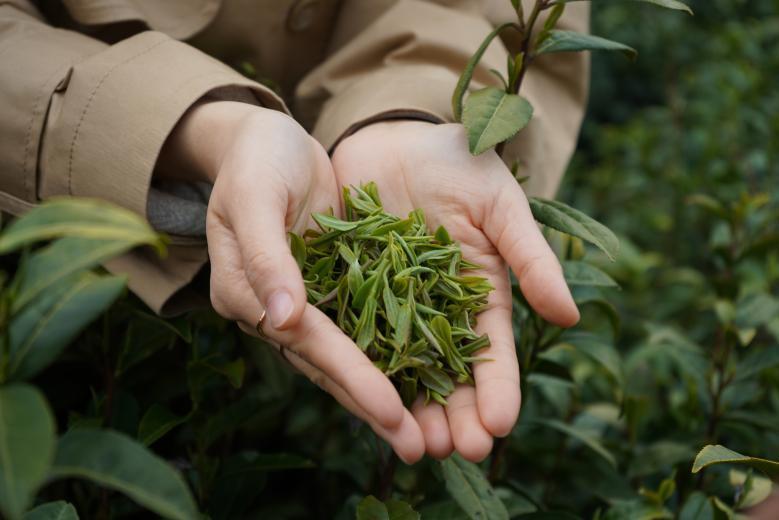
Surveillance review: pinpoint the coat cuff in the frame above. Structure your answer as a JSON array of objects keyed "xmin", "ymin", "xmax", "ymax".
[
  {"xmin": 40, "ymin": 30, "xmax": 288, "ymax": 218},
  {"xmin": 311, "ymin": 64, "xmax": 456, "ymax": 152}
]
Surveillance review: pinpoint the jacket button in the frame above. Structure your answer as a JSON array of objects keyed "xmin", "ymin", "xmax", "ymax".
[{"xmin": 287, "ymin": 0, "xmax": 321, "ymax": 33}]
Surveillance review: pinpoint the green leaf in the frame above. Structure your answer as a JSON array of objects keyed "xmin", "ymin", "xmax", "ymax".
[
  {"xmin": 22, "ymin": 501, "xmax": 79, "ymax": 520},
  {"xmin": 385, "ymin": 500, "xmax": 420, "ymax": 520},
  {"xmin": 289, "ymin": 232, "xmax": 307, "ymax": 271},
  {"xmin": 535, "ymin": 30, "xmax": 636, "ymax": 60},
  {"xmin": 678, "ymin": 492, "xmax": 714, "ymax": 520},
  {"xmin": 8, "ymin": 272, "xmax": 126, "ymax": 381},
  {"xmin": 0, "ymin": 198, "xmax": 163, "ymax": 255},
  {"xmin": 462, "ymin": 87, "xmax": 533, "ymax": 155},
  {"xmin": 691, "ymin": 445, "xmax": 779, "ymax": 479},
  {"xmin": 532, "ymin": 419, "xmax": 616, "ymax": 467},
  {"xmin": 13, "ymin": 237, "xmax": 145, "ymax": 314},
  {"xmin": 451, "ymin": 22, "xmax": 518, "ymax": 121},
  {"xmin": 50, "ymin": 429, "xmax": 199, "ymax": 520},
  {"xmin": 734, "ymin": 292, "xmax": 779, "ymax": 329},
  {"xmin": 560, "ymin": 0, "xmax": 692, "ymax": 14},
  {"xmin": 440, "ymin": 454, "xmax": 509, "ymax": 520},
  {"xmin": 0, "ymin": 385, "xmax": 56, "ymax": 520},
  {"xmin": 137, "ymin": 404, "xmax": 189, "ymax": 447},
  {"xmin": 357, "ymin": 496, "xmax": 389, "ymax": 520},
  {"xmin": 418, "ymin": 366, "xmax": 455, "ymax": 397},
  {"xmin": 312, "ymin": 213, "xmax": 359, "ymax": 232},
  {"xmin": 563, "ymin": 333, "xmax": 623, "ymax": 386},
  {"xmin": 529, "ymin": 198, "xmax": 619, "ymax": 260},
  {"xmin": 562, "ymin": 261, "xmax": 619, "ymax": 288},
  {"xmin": 734, "ymin": 347, "xmax": 779, "ymax": 382}
]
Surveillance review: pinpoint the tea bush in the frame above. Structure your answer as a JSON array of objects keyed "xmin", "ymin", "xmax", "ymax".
[{"xmin": 0, "ymin": 1, "xmax": 777, "ymax": 519}]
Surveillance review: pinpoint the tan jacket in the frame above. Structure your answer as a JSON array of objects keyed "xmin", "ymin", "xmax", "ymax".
[{"xmin": 0, "ymin": 0, "xmax": 589, "ymax": 315}]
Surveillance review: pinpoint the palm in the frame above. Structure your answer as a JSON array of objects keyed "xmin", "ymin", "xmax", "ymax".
[{"xmin": 332, "ymin": 121, "xmax": 579, "ymax": 460}]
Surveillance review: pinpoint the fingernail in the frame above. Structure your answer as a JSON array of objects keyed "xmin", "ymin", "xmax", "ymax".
[{"xmin": 267, "ymin": 290, "xmax": 294, "ymax": 329}]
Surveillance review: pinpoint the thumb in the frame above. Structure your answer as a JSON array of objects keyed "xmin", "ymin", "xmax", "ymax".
[{"xmin": 227, "ymin": 191, "xmax": 307, "ymax": 331}]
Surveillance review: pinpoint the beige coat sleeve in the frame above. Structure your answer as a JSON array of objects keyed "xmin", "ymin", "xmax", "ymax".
[
  {"xmin": 0, "ymin": 0, "xmax": 286, "ymax": 314},
  {"xmin": 296, "ymin": 0, "xmax": 590, "ymax": 199}
]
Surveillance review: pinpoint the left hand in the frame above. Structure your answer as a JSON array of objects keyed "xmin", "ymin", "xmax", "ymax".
[{"xmin": 331, "ymin": 121, "xmax": 580, "ymax": 462}]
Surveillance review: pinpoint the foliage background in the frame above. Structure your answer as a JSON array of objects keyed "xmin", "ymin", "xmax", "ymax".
[{"xmin": 1, "ymin": 0, "xmax": 777, "ymax": 519}]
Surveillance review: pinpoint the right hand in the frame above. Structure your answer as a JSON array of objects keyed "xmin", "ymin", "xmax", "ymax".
[{"xmin": 158, "ymin": 102, "xmax": 426, "ymax": 463}]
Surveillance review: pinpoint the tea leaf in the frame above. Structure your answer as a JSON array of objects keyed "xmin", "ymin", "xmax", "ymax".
[
  {"xmin": 441, "ymin": 454, "xmax": 509, "ymax": 520},
  {"xmin": 692, "ymin": 445, "xmax": 779, "ymax": 479},
  {"xmin": 418, "ymin": 366, "xmax": 455, "ymax": 397},
  {"xmin": 138, "ymin": 404, "xmax": 189, "ymax": 447},
  {"xmin": 8, "ymin": 272, "xmax": 126, "ymax": 381},
  {"xmin": 50, "ymin": 429, "xmax": 199, "ymax": 520},
  {"xmin": 0, "ymin": 198, "xmax": 163, "ymax": 255},
  {"xmin": 532, "ymin": 419, "xmax": 617, "ymax": 467},
  {"xmin": 22, "ymin": 501, "xmax": 79, "ymax": 520},
  {"xmin": 0, "ymin": 384, "xmax": 56, "ymax": 520},
  {"xmin": 529, "ymin": 198, "xmax": 619, "ymax": 261},
  {"xmin": 535, "ymin": 30, "xmax": 637, "ymax": 60},
  {"xmin": 562, "ymin": 261, "xmax": 619, "ymax": 288},
  {"xmin": 560, "ymin": 0, "xmax": 692, "ymax": 15},
  {"xmin": 451, "ymin": 22, "xmax": 519, "ymax": 121},
  {"xmin": 463, "ymin": 87, "xmax": 534, "ymax": 155}
]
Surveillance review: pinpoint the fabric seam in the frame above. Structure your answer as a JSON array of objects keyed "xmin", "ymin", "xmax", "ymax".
[{"xmin": 67, "ymin": 37, "xmax": 169, "ymax": 195}]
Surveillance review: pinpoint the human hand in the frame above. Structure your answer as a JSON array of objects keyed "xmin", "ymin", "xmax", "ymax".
[
  {"xmin": 331, "ymin": 121, "xmax": 580, "ymax": 461},
  {"xmin": 158, "ymin": 102, "xmax": 425, "ymax": 462}
]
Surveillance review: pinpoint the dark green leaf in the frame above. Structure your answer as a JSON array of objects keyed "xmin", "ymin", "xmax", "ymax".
[
  {"xmin": 0, "ymin": 385, "xmax": 56, "ymax": 520},
  {"xmin": 50, "ymin": 429, "xmax": 199, "ymax": 520},
  {"xmin": 8, "ymin": 272, "xmax": 125, "ymax": 380},
  {"xmin": 137, "ymin": 404, "xmax": 188, "ymax": 446},
  {"xmin": 13, "ymin": 237, "xmax": 140, "ymax": 313},
  {"xmin": 532, "ymin": 419, "xmax": 616, "ymax": 467},
  {"xmin": 357, "ymin": 496, "xmax": 389, "ymax": 520},
  {"xmin": 22, "ymin": 501, "xmax": 78, "ymax": 520},
  {"xmin": 678, "ymin": 492, "xmax": 714, "ymax": 520}
]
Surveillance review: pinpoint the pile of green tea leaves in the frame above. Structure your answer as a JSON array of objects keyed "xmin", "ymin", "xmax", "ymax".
[{"xmin": 290, "ymin": 183, "xmax": 492, "ymax": 405}]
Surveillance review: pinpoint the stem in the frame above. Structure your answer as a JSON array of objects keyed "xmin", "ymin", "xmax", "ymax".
[{"xmin": 513, "ymin": 0, "xmax": 549, "ymax": 96}]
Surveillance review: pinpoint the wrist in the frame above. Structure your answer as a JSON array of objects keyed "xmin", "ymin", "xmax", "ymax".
[{"xmin": 157, "ymin": 101, "xmax": 265, "ymax": 183}]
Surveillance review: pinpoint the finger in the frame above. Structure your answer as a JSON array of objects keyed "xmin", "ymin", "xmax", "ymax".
[
  {"xmin": 445, "ymin": 385, "xmax": 493, "ymax": 462},
  {"xmin": 471, "ymin": 278, "xmax": 521, "ymax": 437},
  {"xmin": 207, "ymin": 217, "xmax": 266, "ymax": 324},
  {"xmin": 411, "ymin": 397, "xmax": 454, "ymax": 459},
  {"xmin": 216, "ymin": 180, "xmax": 306, "ymax": 331},
  {"xmin": 280, "ymin": 348, "xmax": 425, "ymax": 464},
  {"xmin": 482, "ymin": 180, "xmax": 579, "ymax": 327},
  {"xmin": 262, "ymin": 304, "xmax": 405, "ymax": 430}
]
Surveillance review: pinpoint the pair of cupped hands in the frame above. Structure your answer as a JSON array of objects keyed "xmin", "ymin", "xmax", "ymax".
[{"xmin": 161, "ymin": 101, "xmax": 579, "ymax": 464}]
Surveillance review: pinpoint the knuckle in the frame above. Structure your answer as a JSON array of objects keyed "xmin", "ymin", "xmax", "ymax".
[
  {"xmin": 244, "ymin": 250, "xmax": 276, "ymax": 289},
  {"xmin": 209, "ymin": 290, "xmax": 233, "ymax": 319}
]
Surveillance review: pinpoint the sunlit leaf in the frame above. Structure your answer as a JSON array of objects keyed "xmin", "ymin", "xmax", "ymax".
[
  {"xmin": 692, "ymin": 445, "xmax": 779, "ymax": 479},
  {"xmin": 0, "ymin": 198, "xmax": 163, "ymax": 255},
  {"xmin": 463, "ymin": 87, "xmax": 533, "ymax": 155}
]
